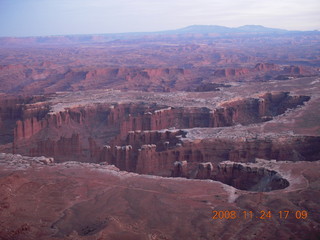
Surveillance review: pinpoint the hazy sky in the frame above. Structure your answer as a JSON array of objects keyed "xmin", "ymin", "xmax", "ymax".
[{"xmin": 0, "ymin": 0, "xmax": 319, "ymax": 37}]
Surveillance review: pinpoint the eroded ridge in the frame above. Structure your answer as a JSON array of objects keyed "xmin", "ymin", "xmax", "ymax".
[
  {"xmin": 0, "ymin": 91, "xmax": 316, "ymax": 193},
  {"xmin": 173, "ymin": 160, "xmax": 289, "ymax": 192},
  {"xmin": 1, "ymin": 91, "xmax": 310, "ymax": 161}
]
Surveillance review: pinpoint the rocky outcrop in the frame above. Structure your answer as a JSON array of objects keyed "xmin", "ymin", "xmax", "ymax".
[
  {"xmin": 7, "ymin": 92, "xmax": 311, "ymax": 165},
  {"xmin": 210, "ymin": 161, "xmax": 289, "ymax": 192},
  {"xmin": 254, "ymin": 63, "xmax": 279, "ymax": 71},
  {"xmin": 0, "ymin": 96, "xmax": 49, "ymax": 145},
  {"xmin": 213, "ymin": 63, "xmax": 279, "ymax": 78},
  {"xmin": 103, "ymin": 134, "xmax": 295, "ymax": 192},
  {"xmin": 116, "ymin": 131, "xmax": 320, "ymax": 176},
  {"xmin": 219, "ymin": 92, "xmax": 310, "ymax": 125},
  {"xmin": 283, "ymin": 65, "xmax": 311, "ymax": 75},
  {"xmin": 172, "ymin": 160, "xmax": 188, "ymax": 177},
  {"xmin": 214, "ymin": 68, "xmax": 250, "ymax": 77},
  {"xmin": 213, "ymin": 63, "xmax": 317, "ymax": 81},
  {"xmin": 15, "ymin": 117, "xmax": 45, "ymax": 141},
  {"xmin": 193, "ymin": 83, "xmax": 231, "ymax": 92},
  {"xmin": 29, "ymin": 134, "xmax": 83, "ymax": 162},
  {"xmin": 1, "ymin": 58, "xmax": 317, "ymax": 94},
  {"xmin": 76, "ymin": 67, "xmax": 196, "ymax": 92},
  {"xmin": 12, "ymin": 104, "xmax": 213, "ymax": 161},
  {"xmin": 0, "ymin": 97, "xmax": 23, "ymax": 145},
  {"xmin": 0, "ymin": 64, "xmax": 197, "ymax": 94},
  {"xmin": 189, "ymin": 160, "xmax": 289, "ymax": 192}
]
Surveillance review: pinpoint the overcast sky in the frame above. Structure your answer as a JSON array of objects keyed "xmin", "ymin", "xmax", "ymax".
[{"xmin": 0, "ymin": 0, "xmax": 319, "ymax": 37}]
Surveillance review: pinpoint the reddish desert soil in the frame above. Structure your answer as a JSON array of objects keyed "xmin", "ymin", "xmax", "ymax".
[{"xmin": 0, "ymin": 154, "xmax": 319, "ymax": 240}]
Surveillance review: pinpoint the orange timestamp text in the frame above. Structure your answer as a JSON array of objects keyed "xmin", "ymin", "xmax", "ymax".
[{"xmin": 211, "ymin": 210, "xmax": 308, "ymax": 220}]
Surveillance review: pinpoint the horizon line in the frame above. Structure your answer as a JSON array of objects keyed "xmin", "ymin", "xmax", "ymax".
[{"xmin": 0, "ymin": 24, "xmax": 319, "ymax": 38}]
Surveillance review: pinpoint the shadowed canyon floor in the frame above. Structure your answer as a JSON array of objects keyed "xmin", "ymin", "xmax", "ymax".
[{"xmin": 0, "ymin": 29, "xmax": 320, "ymax": 239}]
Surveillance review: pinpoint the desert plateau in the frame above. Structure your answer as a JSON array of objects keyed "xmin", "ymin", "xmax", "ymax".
[{"xmin": 0, "ymin": 25, "xmax": 319, "ymax": 240}]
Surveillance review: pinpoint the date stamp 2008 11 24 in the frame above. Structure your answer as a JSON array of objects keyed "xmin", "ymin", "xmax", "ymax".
[{"xmin": 211, "ymin": 210, "xmax": 308, "ymax": 220}]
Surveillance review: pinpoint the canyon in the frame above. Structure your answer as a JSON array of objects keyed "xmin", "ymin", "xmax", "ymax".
[{"xmin": 0, "ymin": 27, "xmax": 319, "ymax": 239}]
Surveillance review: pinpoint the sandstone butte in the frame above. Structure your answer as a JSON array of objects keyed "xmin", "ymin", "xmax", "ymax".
[{"xmin": 0, "ymin": 30, "xmax": 319, "ymax": 240}]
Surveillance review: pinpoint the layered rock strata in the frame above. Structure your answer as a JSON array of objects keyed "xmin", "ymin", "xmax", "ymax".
[{"xmin": 7, "ymin": 92, "xmax": 310, "ymax": 165}]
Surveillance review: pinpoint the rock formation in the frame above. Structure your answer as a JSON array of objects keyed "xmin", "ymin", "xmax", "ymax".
[{"xmin": 1, "ymin": 90, "xmax": 314, "ymax": 169}]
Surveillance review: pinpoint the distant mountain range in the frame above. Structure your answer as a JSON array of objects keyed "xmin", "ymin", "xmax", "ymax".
[
  {"xmin": 161, "ymin": 25, "xmax": 289, "ymax": 34},
  {"xmin": 0, "ymin": 25, "xmax": 318, "ymax": 45}
]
